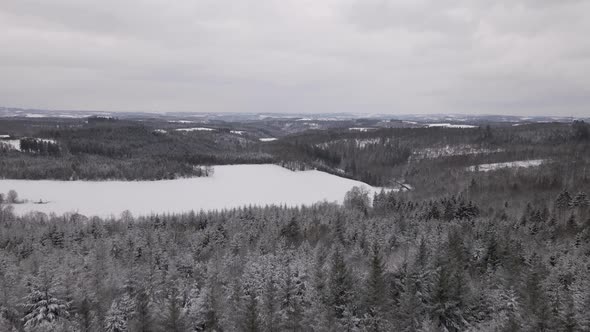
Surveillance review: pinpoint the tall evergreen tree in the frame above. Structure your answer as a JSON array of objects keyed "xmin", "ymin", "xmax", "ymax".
[
  {"xmin": 105, "ymin": 300, "xmax": 127, "ymax": 332},
  {"xmin": 363, "ymin": 244, "xmax": 388, "ymax": 331},
  {"xmin": 328, "ymin": 248, "xmax": 355, "ymax": 327},
  {"xmin": 21, "ymin": 271, "xmax": 69, "ymax": 331}
]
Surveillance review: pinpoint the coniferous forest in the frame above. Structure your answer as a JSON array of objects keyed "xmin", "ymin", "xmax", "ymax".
[{"xmin": 0, "ymin": 117, "xmax": 589, "ymax": 331}]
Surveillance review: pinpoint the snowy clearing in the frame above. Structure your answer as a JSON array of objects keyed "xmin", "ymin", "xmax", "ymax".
[
  {"xmin": 230, "ymin": 130, "xmax": 245, "ymax": 135},
  {"xmin": 175, "ymin": 127, "xmax": 214, "ymax": 132},
  {"xmin": 427, "ymin": 123, "xmax": 478, "ymax": 128},
  {"xmin": 467, "ymin": 159, "xmax": 546, "ymax": 172},
  {"xmin": 1, "ymin": 164, "xmax": 383, "ymax": 217},
  {"xmin": 349, "ymin": 127, "xmax": 376, "ymax": 132},
  {"xmin": 0, "ymin": 139, "xmax": 20, "ymax": 150},
  {"xmin": 169, "ymin": 120, "xmax": 196, "ymax": 123},
  {"xmin": 259, "ymin": 138, "xmax": 277, "ymax": 142}
]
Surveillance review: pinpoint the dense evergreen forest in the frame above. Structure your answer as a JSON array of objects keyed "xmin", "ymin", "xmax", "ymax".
[
  {"xmin": 0, "ymin": 120, "xmax": 272, "ymax": 180},
  {"xmin": 1, "ymin": 138, "xmax": 590, "ymax": 331},
  {"xmin": 1, "ymin": 117, "xmax": 590, "ymax": 331}
]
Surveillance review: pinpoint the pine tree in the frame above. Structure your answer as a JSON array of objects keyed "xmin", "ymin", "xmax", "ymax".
[
  {"xmin": 566, "ymin": 214, "xmax": 577, "ymax": 234},
  {"xmin": 500, "ymin": 288, "xmax": 522, "ymax": 332},
  {"xmin": 160, "ymin": 281, "xmax": 188, "ymax": 332},
  {"xmin": 191, "ymin": 284, "xmax": 222, "ymax": 332},
  {"xmin": 105, "ymin": 300, "xmax": 127, "ymax": 332},
  {"xmin": 522, "ymin": 255, "xmax": 553, "ymax": 331},
  {"xmin": 279, "ymin": 269, "xmax": 305, "ymax": 331},
  {"xmin": 363, "ymin": 245, "xmax": 387, "ymax": 331},
  {"xmin": 484, "ymin": 235, "xmax": 501, "ymax": 271},
  {"xmin": 443, "ymin": 199, "xmax": 456, "ymax": 222},
  {"xmin": 556, "ymin": 191, "xmax": 573, "ymax": 222},
  {"xmin": 130, "ymin": 288, "xmax": 153, "ymax": 332},
  {"xmin": 21, "ymin": 270, "xmax": 69, "ymax": 330},
  {"xmin": 281, "ymin": 217, "xmax": 302, "ymax": 245},
  {"xmin": 241, "ymin": 289, "xmax": 260, "ymax": 332},
  {"xmin": 328, "ymin": 248, "xmax": 355, "ymax": 326},
  {"xmin": 76, "ymin": 295, "xmax": 94, "ymax": 332},
  {"xmin": 429, "ymin": 247, "xmax": 469, "ymax": 332},
  {"xmin": 558, "ymin": 290, "xmax": 577, "ymax": 332},
  {"xmin": 573, "ymin": 191, "xmax": 589, "ymax": 222}
]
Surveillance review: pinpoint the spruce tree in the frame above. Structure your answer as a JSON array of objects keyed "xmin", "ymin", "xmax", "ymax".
[
  {"xmin": 328, "ymin": 248, "xmax": 355, "ymax": 326},
  {"xmin": 21, "ymin": 271, "xmax": 69, "ymax": 330},
  {"xmin": 364, "ymin": 244, "xmax": 387, "ymax": 331},
  {"xmin": 104, "ymin": 300, "xmax": 127, "ymax": 332}
]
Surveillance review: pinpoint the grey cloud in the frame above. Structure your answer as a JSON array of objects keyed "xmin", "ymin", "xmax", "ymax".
[{"xmin": 0, "ymin": 0, "xmax": 588, "ymax": 116}]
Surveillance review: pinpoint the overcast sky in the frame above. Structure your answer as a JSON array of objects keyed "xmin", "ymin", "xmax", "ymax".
[{"xmin": 1, "ymin": 0, "xmax": 589, "ymax": 116}]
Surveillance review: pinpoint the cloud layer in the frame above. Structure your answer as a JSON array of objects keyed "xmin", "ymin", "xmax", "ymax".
[{"xmin": 1, "ymin": 0, "xmax": 589, "ymax": 115}]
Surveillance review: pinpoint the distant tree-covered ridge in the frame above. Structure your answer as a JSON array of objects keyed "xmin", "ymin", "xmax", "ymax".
[{"xmin": 0, "ymin": 119, "xmax": 588, "ymax": 184}]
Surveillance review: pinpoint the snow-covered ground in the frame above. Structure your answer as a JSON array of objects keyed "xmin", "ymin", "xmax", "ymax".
[
  {"xmin": 0, "ymin": 139, "xmax": 21, "ymax": 150},
  {"xmin": 349, "ymin": 127, "xmax": 376, "ymax": 132},
  {"xmin": 176, "ymin": 127, "xmax": 214, "ymax": 132},
  {"xmin": 230, "ymin": 130, "xmax": 245, "ymax": 135},
  {"xmin": 427, "ymin": 123, "xmax": 478, "ymax": 128},
  {"xmin": 1, "ymin": 164, "xmax": 382, "ymax": 217},
  {"xmin": 467, "ymin": 159, "xmax": 546, "ymax": 172},
  {"xmin": 169, "ymin": 120, "xmax": 196, "ymax": 123},
  {"xmin": 259, "ymin": 138, "xmax": 277, "ymax": 142}
]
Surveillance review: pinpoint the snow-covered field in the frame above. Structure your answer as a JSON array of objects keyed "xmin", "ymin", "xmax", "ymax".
[
  {"xmin": 0, "ymin": 139, "xmax": 21, "ymax": 150},
  {"xmin": 259, "ymin": 138, "xmax": 277, "ymax": 142},
  {"xmin": 467, "ymin": 159, "xmax": 546, "ymax": 172},
  {"xmin": 427, "ymin": 123, "xmax": 478, "ymax": 128},
  {"xmin": 349, "ymin": 127, "xmax": 376, "ymax": 132},
  {"xmin": 1, "ymin": 164, "xmax": 381, "ymax": 217},
  {"xmin": 175, "ymin": 127, "xmax": 214, "ymax": 132}
]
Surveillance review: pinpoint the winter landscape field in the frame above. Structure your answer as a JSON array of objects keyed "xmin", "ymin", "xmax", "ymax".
[
  {"xmin": 2, "ymin": 164, "xmax": 380, "ymax": 216},
  {"xmin": 2, "ymin": 0, "xmax": 590, "ymax": 331}
]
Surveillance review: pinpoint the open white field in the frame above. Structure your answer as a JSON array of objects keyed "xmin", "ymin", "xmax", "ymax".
[
  {"xmin": 1, "ymin": 164, "xmax": 381, "ymax": 217},
  {"xmin": 467, "ymin": 159, "xmax": 546, "ymax": 172}
]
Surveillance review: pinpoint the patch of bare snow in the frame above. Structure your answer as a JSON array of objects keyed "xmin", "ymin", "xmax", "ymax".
[
  {"xmin": 427, "ymin": 123, "xmax": 478, "ymax": 128},
  {"xmin": 169, "ymin": 120, "xmax": 196, "ymax": 124},
  {"xmin": 0, "ymin": 139, "xmax": 21, "ymax": 151},
  {"xmin": 259, "ymin": 138, "xmax": 277, "ymax": 142},
  {"xmin": 467, "ymin": 159, "xmax": 546, "ymax": 172},
  {"xmin": 176, "ymin": 127, "xmax": 215, "ymax": 132},
  {"xmin": 349, "ymin": 127, "xmax": 376, "ymax": 132},
  {"xmin": 231, "ymin": 130, "xmax": 245, "ymax": 135}
]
